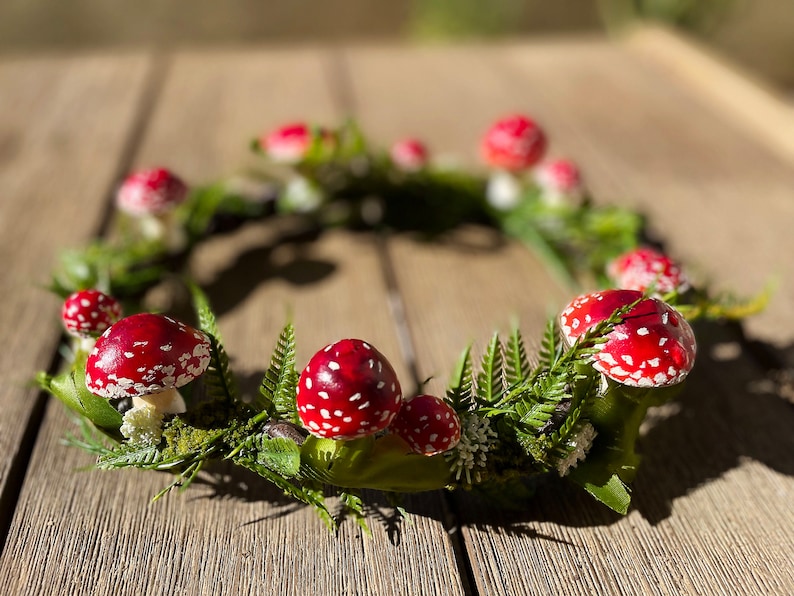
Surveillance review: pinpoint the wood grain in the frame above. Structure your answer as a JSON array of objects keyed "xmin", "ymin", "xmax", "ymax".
[
  {"xmin": 0, "ymin": 52, "xmax": 154, "ymax": 531},
  {"xmin": 0, "ymin": 49, "xmax": 465, "ymax": 596},
  {"xmin": 344, "ymin": 40, "xmax": 794, "ymax": 594}
]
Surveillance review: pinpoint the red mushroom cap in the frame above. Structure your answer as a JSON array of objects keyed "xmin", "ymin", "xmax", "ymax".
[
  {"xmin": 559, "ymin": 289, "xmax": 697, "ymax": 388},
  {"xmin": 296, "ymin": 339, "xmax": 403, "ymax": 440},
  {"xmin": 481, "ymin": 114, "xmax": 547, "ymax": 172},
  {"xmin": 390, "ymin": 394, "xmax": 461, "ymax": 456},
  {"xmin": 260, "ymin": 122, "xmax": 336, "ymax": 164},
  {"xmin": 85, "ymin": 313, "xmax": 211, "ymax": 399},
  {"xmin": 390, "ymin": 138, "xmax": 429, "ymax": 171},
  {"xmin": 607, "ymin": 247, "xmax": 690, "ymax": 295},
  {"xmin": 534, "ymin": 158, "xmax": 583, "ymax": 196},
  {"xmin": 61, "ymin": 289, "xmax": 123, "ymax": 338},
  {"xmin": 116, "ymin": 167, "xmax": 188, "ymax": 216}
]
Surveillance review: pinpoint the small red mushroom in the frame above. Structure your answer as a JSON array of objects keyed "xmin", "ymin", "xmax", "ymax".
[
  {"xmin": 296, "ymin": 339, "xmax": 403, "ymax": 440},
  {"xmin": 607, "ymin": 247, "xmax": 690, "ymax": 295},
  {"xmin": 390, "ymin": 138, "xmax": 429, "ymax": 172},
  {"xmin": 260, "ymin": 122, "xmax": 313, "ymax": 164},
  {"xmin": 61, "ymin": 289, "xmax": 123, "ymax": 340},
  {"xmin": 117, "ymin": 167, "xmax": 188, "ymax": 216},
  {"xmin": 559, "ymin": 289, "xmax": 696, "ymax": 388},
  {"xmin": 260, "ymin": 122, "xmax": 335, "ymax": 164},
  {"xmin": 85, "ymin": 313, "xmax": 212, "ymax": 414},
  {"xmin": 116, "ymin": 167, "xmax": 189, "ymax": 251},
  {"xmin": 481, "ymin": 114, "xmax": 547, "ymax": 172},
  {"xmin": 390, "ymin": 394, "xmax": 461, "ymax": 456},
  {"xmin": 534, "ymin": 158, "xmax": 583, "ymax": 204}
]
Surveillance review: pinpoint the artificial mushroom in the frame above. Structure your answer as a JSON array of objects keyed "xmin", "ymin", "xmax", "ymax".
[
  {"xmin": 85, "ymin": 312, "xmax": 212, "ymax": 415},
  {"xmin": 559, "ymin": 289, "xmax": 697, "ymax": 389},
  {"xmin": 61, "ymin": 288, "xmax": 123, "ymax": 353},
  {"xmin": 296, "ymin": 338, "xmax": 403, "ymax": 440},
  {"xmin": 481, "ymin": 114, "xmax": 547, "ymax": 210},
  {"xmin": 390, "ymin": 138, "xmax": 429, "ymax": 172},
  {"xmin": 607, "ymin": 247, "xmax": 690, "ymax": 296},
  {"xmin": 533, "ymin": 158, "xmax": 584, "ymax": 206},
  {"xmin": 116, "ymin": 167, "xmax": 189, "ymax": 252}
]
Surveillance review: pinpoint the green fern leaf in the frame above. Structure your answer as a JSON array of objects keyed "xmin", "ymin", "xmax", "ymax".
[
  {"xmin": 233, "ymin": 433, "xmax": 302, "ymax": 478},
  {"xmin": 236, "ymin": 459, "xmax": 336, "ymax": 531},
  {"xmin": 476, "ymin": 333, "xmax": 504, "ymax": 405},
  {"xmin": 505, "ymin": 327, "xmax": 531, "ymax": 385},
  {"xmin": 189, "ymin": 283, "xmax": 239, "ymax": 404},
  {"xmin": 96, "ymin": 443, "xmax": 163, "ymax": 469},
  {"xmin": 446, "ymin": 345, "xmax": 474, "ymax": 413},
  {"xmin": 258, "ymin": 322, "xmax": 299, "ymax": 421}
]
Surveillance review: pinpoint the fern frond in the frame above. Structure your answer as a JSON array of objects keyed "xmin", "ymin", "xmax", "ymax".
[
  {"xmin": 96, "ymin": 442, "xmax": 163, "ymax": 469},
  {"xmin": 340, "ymin": 491, "xmax": 372, "ymax": 536},
  {"xmin": 505, "ymin": 327, "xmax": 531, "ymax": 386},
  {"xmin": 446, "ymin": 344, "xmax": 475, "ymax": 413},
  {"xmin": 476, "ymin": 333, "xmax": 504, "ymax": 405},
  {"xmin": 190, "ymin": 282, "xmax": 239, "ymax": 404},
  {"xmin": 258, "ymin": 322, "xmax": 299, "ymax": 421},
  {"xmin": 236, "ymin": 459, "xmax": 336, "ymax": 531}
]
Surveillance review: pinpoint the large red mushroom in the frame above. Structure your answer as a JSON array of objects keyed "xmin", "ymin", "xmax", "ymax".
[
  {"xmin": 296, "ymin": 339, "xmax": 403, "ymax": 440},
  {"xmin": 85, "ymin": 313, "xmax": 211, "ymax": 415},
  {"xmin": 559, "ymin": 289, "xmax": 697, "ymax": 388}
]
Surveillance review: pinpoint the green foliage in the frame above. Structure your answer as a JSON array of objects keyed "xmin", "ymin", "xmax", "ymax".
[
  {"xmin": 257, "ymin": 322, "xmax": 299, "ymax": 421},
  {"xmin": 37, "ymin": 355, "xmax": 123, "ymax": 440},
  {"xmin": 476, "ymin": 333, "xmax": 504, "ymax": 405},
  {"xmin": 232, "ymin": 433, "xmax": 302, "ymax": 478},
  {"xmin": 446, "ymin": 345, "xmax": 475, "ymax": 414},
  {"xmin": 190, "ymin": 283, "xmax": 238, "ymax": 405}
]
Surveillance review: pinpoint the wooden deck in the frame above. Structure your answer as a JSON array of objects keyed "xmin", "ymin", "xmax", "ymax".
[{"xmin": 1, "ymin": 26, "xmax": 793, "ymax": 595}]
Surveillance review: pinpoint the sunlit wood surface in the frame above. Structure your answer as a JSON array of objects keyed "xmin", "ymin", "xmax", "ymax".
[{"xmin": 1, "ymin": 26, "xmax": 792, "ymax": 595}]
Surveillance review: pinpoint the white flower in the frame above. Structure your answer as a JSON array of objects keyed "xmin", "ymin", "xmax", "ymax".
[
  {"xmin": 447, "ymin": 413, "xmax": 498, "ymax": 486},
  {"xmin": 120, "ymin": 404, "xmax": 165, "ymax": 446}
]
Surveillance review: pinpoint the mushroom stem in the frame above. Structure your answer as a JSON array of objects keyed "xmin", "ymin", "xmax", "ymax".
[
  {"xmin": 133, "ymin": 387, "xmax": 187, "ymax": 415},
  {"xmin": 138, "ymin": 211, "xmax": 187, "ymax": 253}
]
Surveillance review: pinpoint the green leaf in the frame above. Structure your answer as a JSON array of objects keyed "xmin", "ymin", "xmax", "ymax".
[
  {"xmin": 476, "ymin": 333, "xmax": 504, "ymax": 405},
  {"xmin": 258, "ymin": 322, "xmax": 299, "ymax": 420},
  {"xmin": 235, "ymin": 458, "xmax": 336, "ymax": 531},
  {"xmin": 38, "ymin": 357, "xmax": 123, "ymax": 440},
  {"xmin": 446, "ymin": 345, "xmax": 474, "ymax": 413},
  {"xmin": 504, "ymin": 327, "xmax": 531, "ymax": 386},
  {"xmin": 190, "ymin": 283, "xmax": 238, "ymax": 404},
  {"xmin": 568, "ymin": 463, "xmax": 632, "ymax": 515},
  {"xmin": 233, "ymin": 433, "xmax": 301, "ymax": 478}
]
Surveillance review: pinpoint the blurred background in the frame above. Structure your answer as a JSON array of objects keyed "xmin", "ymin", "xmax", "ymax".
[{"xmin": 1, "ymin": 0, "xmax": 792, "ymax": 98}]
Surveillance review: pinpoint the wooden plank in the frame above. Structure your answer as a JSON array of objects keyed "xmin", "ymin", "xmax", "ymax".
[
  {"xmin": 343, "ymin": 42, "xmax": 794, "ymax": 594},
  {"xmin": 497, "ymin": 36, "xmax": 794, "ymax": 348},
  {"xmin": 627, "ymin": 25, "xmax": 794, "ymax": 165},
  {"xmin": 0, "ymin": 48, "xmax": 465, "ymax": 595},
  {"xmin": 0, "ymin": 52, "xmax": 154, "ymax": 533}
]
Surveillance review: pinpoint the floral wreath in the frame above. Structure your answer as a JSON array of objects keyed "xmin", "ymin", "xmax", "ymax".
[{"xmin": 38, "ymin": 114, "xmax": 765, "ymax": 531}]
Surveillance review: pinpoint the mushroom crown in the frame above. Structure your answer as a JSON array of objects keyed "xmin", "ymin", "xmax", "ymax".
[
  {"xmin": 607, "ymin": 247, "xmax": 689, "ymax": 295},
  {"xmin": 261, "ymin": 122, "xmax": 316, "ymax": 163},
  {"xmin": 481, "ymin": 114, "xmax": 547, "ymax": 172},
  {"xmin": 535, "ymin": 158, "xmax": 583, "ymax": 194},
  {"xmin": 61, "ymin": 289, "xmax": 123, "ymax": 338},
  {"xmin": 116, "ymin": 167, "xmax": 188, "ymax": 216},
  {"xmin": 559, "ymin": 289, "xmax": 697, "ymax": 388},
  {"xmin": 85, "ymin": 313, "xmax": 211, "ymax": 399},
  {"xmin": 296, "ymin": 338, "xmax": 403, "ymax": 440},
  {"xmin": 390, "ymin": 394, "xmax": 461, "ymax": 456},
  {"xmin": 390, "ymin": 138, "xmax": 429, "ymax": 171}
]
